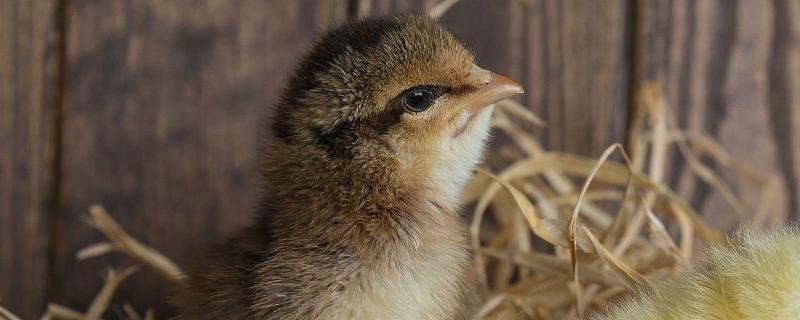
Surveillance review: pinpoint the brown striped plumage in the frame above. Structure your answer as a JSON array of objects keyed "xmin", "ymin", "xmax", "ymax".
[{"xmin": 173, "ymin": 15, "xmax": 522, "ymax": 319}]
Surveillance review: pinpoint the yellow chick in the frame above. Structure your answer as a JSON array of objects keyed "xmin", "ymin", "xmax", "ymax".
[{"xmin": 595, "ymin": 228, "xmax": 800, "ymax": 320}]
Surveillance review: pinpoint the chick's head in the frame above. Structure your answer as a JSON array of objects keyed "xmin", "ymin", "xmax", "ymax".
[{"xmin": 272, "ymin": 15, "xmax": 523, "ymax": 206}]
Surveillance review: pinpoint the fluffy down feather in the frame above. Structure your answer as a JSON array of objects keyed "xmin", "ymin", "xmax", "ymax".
[{"xmin": 595, "ymin": 228, "xmax": 800, "ymax": 320}]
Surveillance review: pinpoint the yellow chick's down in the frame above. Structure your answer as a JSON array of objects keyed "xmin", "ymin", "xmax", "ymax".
[{"xmin": 595, "ymin": 228, "xmax": 800, "ymax": 320}]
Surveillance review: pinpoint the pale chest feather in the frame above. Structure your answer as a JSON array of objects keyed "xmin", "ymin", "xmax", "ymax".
[
  {"xmin": 326, "ymin": 239, "xmax": 471, "ymax": 320},
  {"xmin": 318, "ymin": 109, "xmax": 492, "ymax": 319},
  {"xmin": 427, "ymin": 106, "xmax": 493, "ymax": 209}
]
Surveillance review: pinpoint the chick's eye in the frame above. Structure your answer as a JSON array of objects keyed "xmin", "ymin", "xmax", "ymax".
[{"xmin": 402, "ymin": 89, "xmax": 435, "ymax": 112}]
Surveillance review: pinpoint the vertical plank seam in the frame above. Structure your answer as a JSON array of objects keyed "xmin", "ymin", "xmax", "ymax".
[
  {"xmin": 623, "ymin": 0, "xmax": 640, "ymax": 148},
  {"xmin": 667, "ymin": 1, "xmax": 698, "ymax": 189},
  {"xmin": 767, "ymin": 0, "xmax": 798, "ymax": 221},
  {"xmin": 44, "ymin": 0, "xmax": 68, "ymax": 304},
  {"xmin": 554, "ymin": 0, "xmax": 565, "ymax": 150},
  {"xmin": 347, "ymin": 0, "xmax": 359, "ymax": 19},
  {"xmin": 690, "ymin": 0, "xmax": 738, "ymax": 212}
]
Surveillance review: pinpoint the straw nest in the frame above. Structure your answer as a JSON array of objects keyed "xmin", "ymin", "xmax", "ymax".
[
  {"xmin": 465, "ymin": 82, "xmax": 779, "ymax": 319},
  {"xmin": 0, "ymin": 2, "xmax": 782, "ymax": 319},
  {"xmin": 0, "ymin": 81, "xmax": 778, "ymax": 320}
]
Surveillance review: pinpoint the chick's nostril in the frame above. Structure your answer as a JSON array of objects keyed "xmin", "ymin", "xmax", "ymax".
[{"xmin": 468, "ymin": 64, "xmax": 492, "ymax": 86}]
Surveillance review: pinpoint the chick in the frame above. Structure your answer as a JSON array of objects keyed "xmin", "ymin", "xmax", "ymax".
[
  {"xmin": 173, "ymin": 15, "xmax": 523, "ymax": 320},
  {"xmin": 595, "ymin": 228, "xmax": 800, "ymax": 320}
]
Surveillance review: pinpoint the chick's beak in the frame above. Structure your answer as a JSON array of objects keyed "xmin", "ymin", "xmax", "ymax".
[{"xmin": 464, "ymin": 65, "xmax": 524, "ymax": 116}]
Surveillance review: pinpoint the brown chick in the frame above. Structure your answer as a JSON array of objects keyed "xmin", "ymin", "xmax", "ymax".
[{"xmin": 173, "ymin": 15, "xmax": 523, "ymax": 320}]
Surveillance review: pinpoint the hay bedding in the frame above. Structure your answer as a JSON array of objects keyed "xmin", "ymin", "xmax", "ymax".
[
  {"xmin": 0, "ymin": 81, "xmax": 773, "ymax": 320},
  {"xmin": 464, "ymin": 83, "xmax": 775, "ymax": 319},
  {"xmin": 0, "ymin": 2, "xmax": 778, "ymax": 318}
]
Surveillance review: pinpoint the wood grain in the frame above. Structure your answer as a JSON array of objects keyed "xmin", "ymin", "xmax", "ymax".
[
  {"xmin": 445, "ymin": 0, "xmax": 630, "ymax": 156},
  {"xmin": 633, "ymin": 0, "xmax": 793, "ymax": 228},
  {"xmin": 768, "ymin": 0, "xmax": 800, "ymax": 223},
  {"xmin": 55, "ymin": 0, "xmax": 319, "ymax": 316},
  {"xmin": 364, "ymin": 0, "xmax": 631, "ymax": 157},
  {"xmin": 4, "ymin": 0, "xmax": 800, "ymax": 316},
  {"xmin": 0, "ymin": 0, "xmax": 61, "ymax": 318},
  {"xmin": 525, "ymin": 0, "xmax": 630, "ymax": 156}
]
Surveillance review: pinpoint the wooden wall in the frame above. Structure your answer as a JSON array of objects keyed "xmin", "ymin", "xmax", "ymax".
[{"xmin": 2, "ymin": 0, "xmax": 799, "ymax": 318}]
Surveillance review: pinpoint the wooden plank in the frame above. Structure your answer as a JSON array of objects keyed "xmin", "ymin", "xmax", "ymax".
[
  {"xmin": 314, "ymin": 0, "xmax": 350, "ymax": 30},
  {"xmin": 633, "ymin": 0, "xmax": 792, "ymax": 228},
  {"xmin": 353, "ymin": 0, "xmax": 432, "ymax": 16},
  {"xmin": 444, "ymin": 0, "xmax": 630, "ymax": 156},
  {"xmin": 361, "ymin": 0, "xmax": 630, "ymax": 158},
  {"xmin": 0, "ymin": 0, "xmax": 61, "ymax": 318},
  {"xmin": 56, "ymin": 0, "xmax": 319, "ymax": 316},
  {"xmin": 546, "ymin": 0, "xmax": 630, "ymax": 155},
  {"xmin": 769, "ymin": 0, "xmax": 800, "ymax": 223}
]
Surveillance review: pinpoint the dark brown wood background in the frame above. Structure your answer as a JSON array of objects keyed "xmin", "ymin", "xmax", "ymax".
[{"xmin": 2, "ymin": 0, "xmax": 799, "ymax": 318}]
